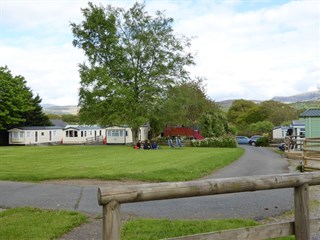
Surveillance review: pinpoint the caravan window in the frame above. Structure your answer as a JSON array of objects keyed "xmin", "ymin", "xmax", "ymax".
[
  {"xmin": 19, "ymin": 132, "xmax": 24, "ymax": 138},
  {"xmin": 109, "ymin": 130, "xmax": 123, "ymax": 137}
]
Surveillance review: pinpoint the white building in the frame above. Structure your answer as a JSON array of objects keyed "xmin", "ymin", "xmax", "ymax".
[
  {"xmin": 272, "ymin": 126, "xmax": 289, "ymax": 140},
  {"xmin": 8, "ymin": 126, "xmax": 64, "ymax": 145},
  {"xmin": 106, "ymin": 125, "xmax": 149, "ymax": 145},
  {"xmin": 63, "ymin": 125, "xmax": 106, "ymax": 144}
]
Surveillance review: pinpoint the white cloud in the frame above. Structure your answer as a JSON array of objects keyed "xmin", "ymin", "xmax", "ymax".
[{"xmin": 1, "ymin": 0, "xmax": 319, "ymax": 105}]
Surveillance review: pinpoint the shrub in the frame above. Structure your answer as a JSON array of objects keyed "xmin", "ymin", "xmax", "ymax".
[
  {"xmin": 191, "ymin": 135, "xmax": 237, "ymax": 148},
  {"xmin": 255, "ymin": 137, "xmax": 269, "ymax": 147}
]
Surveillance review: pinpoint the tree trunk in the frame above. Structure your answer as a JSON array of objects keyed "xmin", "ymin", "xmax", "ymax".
[{"xmin": 132, "ymin": 126, "xmax": 139, "ymax": 144}]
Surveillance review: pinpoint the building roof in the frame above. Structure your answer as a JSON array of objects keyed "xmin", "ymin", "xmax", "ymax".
[
  {"xmin": 300, "ymin": 108, "xmax": 320, "ymax": 118},
  {"xmin": 291, "ymin": 120, "xmax": 305, "ymax": 126},
  {"xmin": 8, "ymin": 126, "xmax": 62, "ymax": 131},
  {"xmin": 64, "ymin": 125, "xmax": 104, "ymax": 130},
  {"xmin": 273, "ymin": 126, "xmax": 289, "ymax": 130}
]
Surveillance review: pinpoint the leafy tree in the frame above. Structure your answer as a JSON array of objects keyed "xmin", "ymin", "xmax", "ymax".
[
  {"xmin": 259, "ymin": 100, "xmax": 298, "ymax": 126},
  {"xmin": 200, "ymin": 111, "xmax": 228, "ymax": 137},
  {"xmin": 0, "ymin": 66, "xmax": 34, "ymax": 129},
  {"xmin": 249, "ymin": 121, "xmax": 274, "ymax": 135},
  {"xmin": 22, "ymin": 95, "xmax": 52, "ymax": 127},
  {"xmin": 71, "ymin": 2, "xmax": 194, "ymax": 142},
  {"xmin": 161, "ymin": 77, "xmax": 219, "ymax": 128},
  {"xmin": 227, "ymin": 99, "xmax": 257, "ymax": 125},
  {"xmin": 0, "ymin": 66, "xmax": 51, "ymax": 130}
]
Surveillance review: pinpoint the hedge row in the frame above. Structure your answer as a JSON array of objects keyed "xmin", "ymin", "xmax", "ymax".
[{"xmin": 191, "ymin": 136, "xmax": 237, "ymax": 148}]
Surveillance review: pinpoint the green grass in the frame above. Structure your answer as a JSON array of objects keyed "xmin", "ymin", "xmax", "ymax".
[
  {"xmin": 121, "ymin": 218, "xmax": 259, "ymax": 240},
  {"xmin": 0, "ymin": 145, "xmax": 244, "ymax": 182},
  {"xmin": 0, "ymin": 207, "xmax": 87, "ymax": 240}
]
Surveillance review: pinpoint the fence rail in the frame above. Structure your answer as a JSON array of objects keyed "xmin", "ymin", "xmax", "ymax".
[
  {"xmin": 303, "ymin": 138, "xmax": 320, "ymax": 171},
  {"xmin": 98, "ymin": 172, "xmax": 320, "ymax": 240}
]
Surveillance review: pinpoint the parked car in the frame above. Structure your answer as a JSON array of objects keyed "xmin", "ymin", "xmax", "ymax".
[
  {"xmin": 249, "ymin": 135, "xmax": 263, "ymax": 146},
  {"xmin": 236, "ymin": 136, "xmax": 250, "ymax": 144}
]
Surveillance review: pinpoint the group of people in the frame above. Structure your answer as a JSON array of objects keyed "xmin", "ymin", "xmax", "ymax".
[
  {"xmin": 134, "ymin": 140, "xmax": 159, "ymax": 150},
  {"xmin": 133, "ymin": 135, "xmax": 183, "ymax": 149},
  {"xmin": 168, "ymin": 135, "xmax": 183, "ymax": 148}
]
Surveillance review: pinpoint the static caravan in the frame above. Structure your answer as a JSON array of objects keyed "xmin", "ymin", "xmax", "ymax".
[
  {"xmin": 300, "ymin": 108, "xmax": 320, "ymax": 138},
  {"xmin": 272, "ymin": 126, "xmax": 289, "ymax": 140},
  {"xmin": 8, "ymin": 126, "xmax": 63, "ymax": 145},
  {"xmin": 106, "ymin": 125, "xmax": 149, "ymax": 145},
  {"xmin": 63, "ymin": 125, "xmax": 106, "ymax": 144}
]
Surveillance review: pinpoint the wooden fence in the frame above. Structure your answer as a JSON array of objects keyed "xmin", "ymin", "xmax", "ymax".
[
  {"xmin": 98, "ymin": 172, "xmax": 320, "ymax": 240},
  {"xmin": 303, "ymin": 138, "xmax": 320, "ymax": 171}
]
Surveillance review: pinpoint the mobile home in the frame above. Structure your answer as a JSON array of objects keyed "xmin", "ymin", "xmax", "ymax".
[
  {"xmin": 8, "ymin": 126, "xmax": 63, "ymax": 145},
  {"xmin": 106, "ymin": 125, "xmax": 149, "ymax": 145}
]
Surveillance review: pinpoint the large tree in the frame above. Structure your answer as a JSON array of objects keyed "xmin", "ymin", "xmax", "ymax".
[
  {"xmin": 0, "ymin": 66, "xmax": 34, "ymax": 129},
  {"xmin": 161, "ymin": 77, "xmax": 220, "ymax": 128},
  {"xmin": 71, "ymin": 2, "xmax": 194, "ymax": 141},
  {"xmin": 0, "ymin": 66, "xmax": 51, "ymax": 130}
]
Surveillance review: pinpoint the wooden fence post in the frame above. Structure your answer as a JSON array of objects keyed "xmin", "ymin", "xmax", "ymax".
[
  {"xmin": 103, "ymin": 200, "xmax": 120, "ymax": 240},
  {"xmin": 294, "ymin": 183, "xmax": 310, "ymax": 240}
]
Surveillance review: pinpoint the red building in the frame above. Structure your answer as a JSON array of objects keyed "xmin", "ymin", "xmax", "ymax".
[{"xmin": 163, "ymin": 127, "xmax": 204, "ymax": 140}]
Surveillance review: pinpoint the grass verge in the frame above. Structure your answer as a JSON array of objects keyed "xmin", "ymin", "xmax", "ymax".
[
  {"xmin": 121, "ymin": 218, "xmax": 258, "ymax": 240},
  {"xmin": 0, "ymin": 207, "xmax": 87, "ymax": 240},
  {"xmin": 0, "ymin": 145, "xmax": 244, "ymax": 182}
]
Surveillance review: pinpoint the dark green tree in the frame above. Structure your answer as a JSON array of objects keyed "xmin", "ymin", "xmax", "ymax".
[
  {"xmin": 0, "ymin": 66, "xmax": 51, "ymax": 130},
  {"xmin": 22, "ymin": 95, "xmax": 52, "ymax": 127},
  {"xmin": 71, "ymin": 2, "xmax": 194, "ymax": 142},
  {"xmin": 161, "ymin": 77, "xmax": 219, "ymax": 128},
  {"xmin": 259, "ymin": 100, "xmax": 298, "ymax": 126},
  {"xmin": 0, "ymin": 66, "xmax": 34, "ymax": 129}
]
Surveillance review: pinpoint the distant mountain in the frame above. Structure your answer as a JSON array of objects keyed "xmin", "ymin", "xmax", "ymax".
[
  {"xmin": 218, "ymin": 90, "xmax": 320, "ymax": 111},
  {"xmin": 271, "ymin": 90, "xmax": 320, "ymax": 103},
  {"xmin": 42, "ymin": 104, "xmax": 79, "ymax": 115}
]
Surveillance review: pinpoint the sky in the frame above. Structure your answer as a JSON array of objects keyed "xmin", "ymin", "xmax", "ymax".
[{"xmin": 1, "ymin": 0, "xmax": 319, "ymax": 106}]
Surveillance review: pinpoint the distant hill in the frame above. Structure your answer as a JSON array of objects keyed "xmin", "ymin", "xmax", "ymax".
[
  {"xmin": 42, "ymin": 105, "xmax": 79, "ymax": 115},
  {"xmin": 271, "ymin": 90, "xmax": 320, "ymax": 103},
  {"xmin": 218, "ymin": 90, "xmax": 320, "ymax": 111}
]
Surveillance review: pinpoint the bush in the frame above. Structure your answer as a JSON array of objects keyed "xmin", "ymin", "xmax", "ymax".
[
  {"xmin": 255, "ymin": 137, "xmax": 269, "ymax": 147},
  {"xmin": 191, "ymin": 136, "xmax": 237, "ymax": 148}
]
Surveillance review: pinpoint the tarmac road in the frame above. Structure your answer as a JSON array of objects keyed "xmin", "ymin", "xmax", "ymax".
[{"xmin": 0, "ymin": 145, "xmax": 293, "ymax": 220}]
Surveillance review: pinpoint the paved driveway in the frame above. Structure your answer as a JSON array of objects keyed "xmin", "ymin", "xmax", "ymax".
[{"xmin": 0, "ymin": 145, "xmax": 292, "ymax": 220}]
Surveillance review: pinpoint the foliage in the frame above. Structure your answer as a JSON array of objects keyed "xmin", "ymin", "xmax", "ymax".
[
  {"xmin": 255, "ymin": 136, "xmax": 269, "ymax": 147},
  {"xmin": 61, "ymin": 114, "xmax": 80, "ymax": 124},
  {"xmin": 121, "ymin": 218, "xmax": 258, "ymax": 240},
  {"xmin": 249, "ymin": 121, "xmax": 274, "ymax": 135},
  {"xmin": 0, "ymin": 66, "xmax": 34, "ymax": 129},
  {"xmin": 259, "ymin": 101, "xmax": 299, "ymax": 126},
  {"xmin": 0, "ymin": 145, "xmax": 242, "ymax": 182},
  {"xmin": 0, "ymin": 207, "xmax": 87, "ymax": 240},
  {"xmin": 0, "ymin": 66, "xmax": 50, "ymax": 130},
  {"xmin": 227, "ymin": 99, "xmax": 299, "ymax": 136},
  {"xmin": 161, "ymin": 77, "xmax": 220, "ymax": 128},
  {"xmin": 71, "ymin": 2, "xmax": 194, "ymax": 141},
  {"xmin": 191, "ymin": 136, "xmax": 237, "ymax": 148},
  {"xmin": 21, "ymin": 94, "xmax": 52, "ymax": 126},
  {"xmin": 200, "ymin": 111, "xmax": 228, "ymax": 137}
]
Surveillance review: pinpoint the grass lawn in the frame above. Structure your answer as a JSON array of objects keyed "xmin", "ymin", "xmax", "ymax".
[
  {"xmin": 0, "ymin": 208, "xmax": 294, "ymax": 240},
  {"xmin": 121, "ymin": 219, "xmax": 294, "ymax": 240},
  {"xmin": 0, "ymin": 145, "xmax": 244, "ymax": 182},
  {"xmin": 121, "ymin": 218, "xmax": 259, "ymax": 240},
  {"xmin": 0, "ymin": 207, "xmax": 87, "ymax": 240}
]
